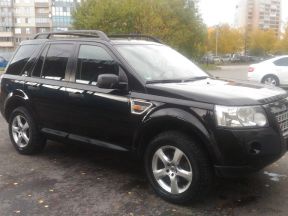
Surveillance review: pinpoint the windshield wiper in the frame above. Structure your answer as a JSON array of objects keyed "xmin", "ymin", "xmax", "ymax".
[
  {"xmin": 183, "ymin": 76, "xmax": 209, "ymax": 82},
  {"xmin": 146, "ymin": 79, "xmax": 184, "ymax": 84},
  {"xmin": 146, "ymin": 76, "xmax": 210, "ymax": 84}
]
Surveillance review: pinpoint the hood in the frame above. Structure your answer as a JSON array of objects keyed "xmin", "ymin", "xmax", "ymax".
[{"xmin": 146, "ymin": 78, "xmax": 287, "ymax": 106}]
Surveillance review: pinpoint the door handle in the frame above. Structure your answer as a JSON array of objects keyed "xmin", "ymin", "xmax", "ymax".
[
  {"xmin": 69, "ymin": 92, "xmax": 84, "ymax": 99},
  {"xmin": 27, "ymin": 84, "xmax": 40, "ymax": 90}
]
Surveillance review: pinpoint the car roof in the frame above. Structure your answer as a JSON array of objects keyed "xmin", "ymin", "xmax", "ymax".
[
  {"xmin": 259, "ymin": 55, "xmax": 288, "ymax": 64},
  {"xmin": 20, "ymin": 38, "xmax": 163, "ymax": 47},
  {"xmin": 20, "ymin": 30, "xmax": 163, "ymax": 47}
]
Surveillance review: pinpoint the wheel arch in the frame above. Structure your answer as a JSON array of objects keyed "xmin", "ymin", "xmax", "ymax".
[
  {"xmin": 261, "ymin": 74, "xmax": 280, "ymax": 85},
  {"xmin": 133, "ymin": 108, "xmax": 220, "ymax": 163},
  {"xmin": 3, "ymin": 90, "xmax": 33, "ymax": 121}
]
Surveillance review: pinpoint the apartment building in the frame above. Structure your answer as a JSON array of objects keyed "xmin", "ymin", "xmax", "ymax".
[
  {"xmin": 235, "ymin": 0, "xmax": 281, "ymax": 36},
  {"xmin": 51, "ymin": 0, "xmax": 81, "ymax": 31},
  {"xmin": 0, "ymin": 0, "xmax": 14, "ymax": 57},
  {"xmin": 0, "ymin": 0, "xmax": 81, "ymax": 56}
]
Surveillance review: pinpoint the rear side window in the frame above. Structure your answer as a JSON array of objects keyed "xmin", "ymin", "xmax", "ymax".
[
  {"xmin": 32, "ymin": 45, "xmax": 49, "ymax": 77},
  {"xmin": 76, "ymin": 45, "xmax": 117, "ymax": 85},
  {"xmin": 6, "ymin": 45, "xmax": 39, "ymax": 75},
  {"xmin": 41, "ymin": 44, "xmax": 74, "ymax": 80},
  {"xmin": 274, "ymin": 57, "xmax": 288, "ymax": 66}
]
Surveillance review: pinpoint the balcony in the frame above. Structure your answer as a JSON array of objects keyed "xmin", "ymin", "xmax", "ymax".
[
  {"xmin": 35, "ymin": 2, "xmax": 49, "ymax": 8},
  {"xmin": 0, "ymin": 32, "xmax": 13, "ymax": 37},
  {"xmin": 0, "ymin": 41, "xmax": 14, "ymax": 47},
  {"xmin": 35, "ymin": 23, "xmax": 50, "ymax": 28}
]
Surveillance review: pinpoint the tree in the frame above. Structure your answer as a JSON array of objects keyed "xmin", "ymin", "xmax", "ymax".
[
  {"xmin": 72, "ymin": 0, "xmax": 207, "ymax": 58},
  {"xmin": 207, "ymin": 24, "xmax": 244, "ymax": 55},
  {"xmin": 248, "ymin": 29, "xmax": 278, "ymax": 56}
]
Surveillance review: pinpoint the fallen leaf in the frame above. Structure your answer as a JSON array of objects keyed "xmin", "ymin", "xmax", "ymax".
[
  {"xmin": 38, "ymin": 200, "xmax": 44, "ymax": 204},
  {"xmin": 15, "ymin": 210, "xmax": 21, "ymax": 214},
  {"xmin": 28, "ymin": 194, "xmax": 32, "ymax": 197},
  {"xmin": 44, "ymin": 205, "xmax": 49, "ymax": 208},
  {"xmin": 49, "ymin": 189, "xmax": 54, "ymax": 192},
  {"xmin": 13, "ymin": 182, "xmax": 18, "ymax": 186}
]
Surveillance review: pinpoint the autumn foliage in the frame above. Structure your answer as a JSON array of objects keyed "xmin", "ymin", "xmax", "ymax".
[{"xmin": 72, "ymin": 0, "xmax": 207, "ymax": 58}]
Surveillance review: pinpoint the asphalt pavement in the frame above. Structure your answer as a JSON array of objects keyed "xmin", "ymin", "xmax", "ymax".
[
  {"xmin": 1, "ymin": 65, "xmax": 288, "ymax": 215},
  {"xmin": 208, "ymin": 65, "xmax": 249, "ymax": 81}
]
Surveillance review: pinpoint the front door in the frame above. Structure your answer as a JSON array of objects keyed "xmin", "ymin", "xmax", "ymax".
[{"xmin": 66, "ymin": 44, "xmax": 133, "ymax": 148}]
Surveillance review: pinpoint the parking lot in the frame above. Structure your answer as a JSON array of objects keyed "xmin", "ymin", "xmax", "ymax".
[{"xmin": 1, "ymin": 65, "xmax": 288, "ymax": 216}]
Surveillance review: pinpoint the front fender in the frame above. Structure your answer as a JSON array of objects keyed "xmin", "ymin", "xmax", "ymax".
[{"xmin": 134, "ymin": 107, "xmax": 222, "ymax": 163}]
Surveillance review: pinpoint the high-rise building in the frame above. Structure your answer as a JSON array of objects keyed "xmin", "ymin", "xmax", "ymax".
[
  {"xmin": 0, "ymin": 0, "xmax": 81, "ymax": 57},
  {"xmin": 0, "ymin": 0, "xmax": 14, "ymax": 57},
  {"xmin": 51, "ymin": 0, "xmax": 81, "ymax": 31},
  {"xmin": 235, "ymin": 0, "xmax": 281, "ymax": 36}
]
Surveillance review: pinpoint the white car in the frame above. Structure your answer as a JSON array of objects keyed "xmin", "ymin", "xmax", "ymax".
[{"xmin": 248, "ymin": 55, "xmax": 288, "ymax": 86}]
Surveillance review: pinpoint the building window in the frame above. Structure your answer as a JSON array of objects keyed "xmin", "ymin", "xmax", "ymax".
[
  {"xmin": 15, "ymin": 28, "xmax": 21, "ymax": 34},
  {"xmin": 15, "ymin": 17, "xmax": 21, "ymax": 24},
  {"xmin": 26, "ymin": 28, "xmax": 30, "ymax": 34}
]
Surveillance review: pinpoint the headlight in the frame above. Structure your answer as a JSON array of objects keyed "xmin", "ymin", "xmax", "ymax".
[{"xmin": 215, "ymin": 105, "xmax": 268, "ymax": 127}]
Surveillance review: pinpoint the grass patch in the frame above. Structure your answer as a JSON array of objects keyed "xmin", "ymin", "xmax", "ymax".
[{"xmin": 200, "ymin": 64, "xmax": 221, "ymax": 71}]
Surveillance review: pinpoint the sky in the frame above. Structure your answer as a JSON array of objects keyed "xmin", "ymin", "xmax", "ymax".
[{"xmin": 198, "ymin": 0, "xmax": 288, "ymax": 27}]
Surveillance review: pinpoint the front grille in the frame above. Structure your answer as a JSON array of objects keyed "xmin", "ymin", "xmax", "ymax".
[
  {"xmin": 269, "ymin": 99, "xmax": 288, "ymax": 137},
  {"xmin": 275, "ymin": 110, "xmax": 288, "ymax": 136}
]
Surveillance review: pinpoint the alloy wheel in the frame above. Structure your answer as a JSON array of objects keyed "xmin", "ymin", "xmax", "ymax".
[
  {"xmin": 11, "ymin": 115, "xmax": 30, "ymax": 148},
  {"xmin": 264, "ymin": 77, "xmax": 277, "ymax": 86},
  {"xmin": 152, "ymin": 145, "xmax": 193, "ymax": 194}
]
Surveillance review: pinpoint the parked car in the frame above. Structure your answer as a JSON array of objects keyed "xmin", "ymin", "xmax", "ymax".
[
  {"xmin": 0, "ymin": 56, "xmax": 8, "ymax": 68},
  {"xmin": 1, "ymin": 30, "xmax": 287, "ymax": 204},
  {"xmin": 221, "ymin": 54, "xmax": 232, "ymax": 64},
  {"xmin": 200, "ymin": 55, "xmax": 214, "ymax": 64},
  {"xmin": 200, "ymin": 55, "xmax": 222, "ymax": 64},
  {"xmin": 230, "ymin": 54, "xmax": 241, "ymax": 63},
  {"xmin": 248, "ymin": 55, "xmax": 288, "ymax": 86}
]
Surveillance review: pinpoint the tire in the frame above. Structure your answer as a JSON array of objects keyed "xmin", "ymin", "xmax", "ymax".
[
  {"xmin": 8, "ymin": 107, "xmax": 46, "ymax": 155},
  {"xmin": 261, "ymin": 75, "xmax": 280, "ymax": 86},
  {"xmin": 144, "ymin": 131, "xmax": 213, "ymax": 204}
]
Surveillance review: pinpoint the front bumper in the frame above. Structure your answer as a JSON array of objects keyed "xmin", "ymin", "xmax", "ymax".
[{"xmin": 213, "ymin": 127, "xmax": 287, "ymax": 177}]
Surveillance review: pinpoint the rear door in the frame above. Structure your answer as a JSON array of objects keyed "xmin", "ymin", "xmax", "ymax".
[
  {"xmin": 274, "ymin": 57, "xmax": 288, "ymax": 84},
  {"xmin": 25, "ymin": 42, "xmax": 75, "ymax": 133}
]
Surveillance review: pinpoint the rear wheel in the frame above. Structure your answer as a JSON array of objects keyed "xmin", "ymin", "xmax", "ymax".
[
  {"xmin": 262, "ymin": 75, "xmax": 279, "ymax": 86},
  {"xmin": 9, "ymin": 107, "xmax": 46, "ymax": 154},
  {"xmin": 144, "ymin": 131, "xmax": 213, "ymax": 204}
]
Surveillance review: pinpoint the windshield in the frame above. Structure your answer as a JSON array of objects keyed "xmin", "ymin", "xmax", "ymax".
[{"xmin": 115, "ymin": 44, "xmax": 208, "ymax": 82}]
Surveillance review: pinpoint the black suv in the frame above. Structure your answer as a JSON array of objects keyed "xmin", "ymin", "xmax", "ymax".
[{"xmin": 0, "ymin": 30, "xmax": 287, "ymax": 204}]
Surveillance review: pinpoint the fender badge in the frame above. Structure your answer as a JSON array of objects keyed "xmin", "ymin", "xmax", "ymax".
[{"xmin": 130, "ymin": 99, "xmax": 153, "ymax": 115}]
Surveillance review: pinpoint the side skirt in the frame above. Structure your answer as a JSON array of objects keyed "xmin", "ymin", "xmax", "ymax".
[{"xmin": 41, "ymin": 128, "xmax": 129, "ymax": 152}]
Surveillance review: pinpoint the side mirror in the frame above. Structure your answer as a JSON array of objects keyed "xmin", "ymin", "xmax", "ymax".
[{"xmin": 97, "ymin": 74, "xmax": 119, "ymax": 89}]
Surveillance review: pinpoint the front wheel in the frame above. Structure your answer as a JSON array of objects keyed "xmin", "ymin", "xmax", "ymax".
[
  {"xmin": 144, "ymin": 131, "xmax": 213, "ymax": 204},
  {"xmin": 9, "ymin": 107, "xmax": 46, "ymax": 155}
]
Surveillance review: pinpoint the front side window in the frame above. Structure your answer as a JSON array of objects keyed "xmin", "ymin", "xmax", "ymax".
[
  {"xmin": 76, "ymin": 45, "xmax": 117, "ymax": 85},
  {"xmin": 41, "ymin": 44, "xmax": 74, "ymax": 80},
  {"xmin": 6, "ymin": 44, "xmax": 39, "ymax": 75},
  {"xmin": 274, "ymin": 57, "xmax": 288, "ymax": 66},
  {"xmin": 116, "ymin": 44, "xmax": 208, "ymax": 82}
]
